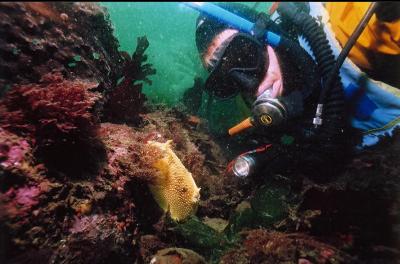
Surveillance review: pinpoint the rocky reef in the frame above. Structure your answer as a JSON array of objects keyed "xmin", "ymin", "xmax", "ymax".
[
  {"xmin": 0, "ymin": 2, "xmax": 159, "ymax": 263},
  {"xmin": 0, "ymin": 2, "xmax": 121, "ymax": 96},
  {"xmin": 1, "ymin": 2, "xmax": 399, "ymax": 264},
  {"xmin": 0, "ymin": 5, "xmax": 227, "ymax": 263},
  {"xmin": 220, "ymin": 230, "xmax": 354, "ymax": 263}
]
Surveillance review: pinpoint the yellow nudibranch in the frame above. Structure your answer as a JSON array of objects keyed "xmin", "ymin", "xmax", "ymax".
[{"xmin": 147, "ymin": 140, "xmax": 201, "ymax": 221}]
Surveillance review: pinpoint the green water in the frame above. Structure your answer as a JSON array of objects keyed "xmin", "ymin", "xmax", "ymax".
[{"xmin": 100, "ymin": 2, "xmax": 272, "ymax": 135}]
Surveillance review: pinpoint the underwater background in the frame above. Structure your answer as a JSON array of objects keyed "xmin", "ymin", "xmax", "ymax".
[
  {"xmin": 100, "ymin": 2, "xmax": 272, "ymax": 135},
  {"xmin": 100, "ymin": 2, "xmax": 271, "ymax": 104}
]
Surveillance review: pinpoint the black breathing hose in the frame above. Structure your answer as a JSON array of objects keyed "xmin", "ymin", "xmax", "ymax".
[
  {"xmin": 271, "ymin": 2, "xmax": 380, "ymax": 179},
  {"xmin": 277, "ymin": 36, "xmax": 321, "ymax": 100},
  {"xmin": 277, "ymin": 2, "xmax": 346, "ymax": 142},
  {"xmin": 278, "ymin": 2, "xmax": 378, "ymax": 134},
  {"xmin": 274, "ymin": 2, "xmax": 349, "ymax": 179}
]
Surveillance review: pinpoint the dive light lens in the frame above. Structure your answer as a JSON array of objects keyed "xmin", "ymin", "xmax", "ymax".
[{"xmin": 232, "ymin": 156, "xmax": 255, "ymax": 178}]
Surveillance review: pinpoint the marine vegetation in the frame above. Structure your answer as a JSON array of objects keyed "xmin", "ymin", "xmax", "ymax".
[{"xmin": 103, "ymin": 36, "xmax": 156, "ymax": 125}]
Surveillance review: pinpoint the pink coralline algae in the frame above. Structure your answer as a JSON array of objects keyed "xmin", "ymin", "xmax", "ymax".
[
  {"xmin": 0, "ymin": 73, "xmax": 104, "ymax": 177},
  {"xmin": 0, "ymin": 128, "xmax": 31, "ymax": 169},
  {"xmin": 0, "ymin": 72, "xmax": 101, "ymax": 142},
  {"xmin": 98, "ymin": 122, "xmax": 161, "ymax": 184},
  {"xmin": 15, "ymin": 186, "xmax": 41, "ymax": 207},
  {"xmin": 0, "ymin": 185, "xmax": 41, "ymax": 220},
  {"xmin": 69, "ymin": 214, "xmax": 102, "ymax": 234}
]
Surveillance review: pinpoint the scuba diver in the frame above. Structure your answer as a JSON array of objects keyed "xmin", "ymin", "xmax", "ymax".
[{"xmin": 184, "ymin": 2, "xmax": 400, "ymax": 181}]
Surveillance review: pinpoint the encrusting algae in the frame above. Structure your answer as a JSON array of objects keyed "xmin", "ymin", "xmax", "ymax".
[{"xmin": 147, "ymin": 140, "xmax": 201, "ymax": 221}]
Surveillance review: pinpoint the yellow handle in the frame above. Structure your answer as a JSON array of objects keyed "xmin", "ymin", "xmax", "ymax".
[{"xmin": 228, "ymin": 117, "xmax": 254, "ymax": 136}]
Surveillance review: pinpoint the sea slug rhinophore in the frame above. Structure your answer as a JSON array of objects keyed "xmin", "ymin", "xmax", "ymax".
[{"xmin": 147, "ymin": 140, "xmax": 200, "ymax": 221}]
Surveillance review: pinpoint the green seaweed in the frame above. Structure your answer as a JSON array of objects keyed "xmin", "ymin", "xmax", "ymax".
[
  {"xmin": 32, "ymin": 39, "xmax": 40, "ymax": 45},
  {"xmin": 1, "ymin": 84, "xmax": 12, "ymax": 96},
  {"xmin": 171, "ymin": 181, "xmax": 290, "ymax": 262},
  {"xmin": 224, "ymin": 182, "xmax": 290, "ymax": 241},
  {"xmin": 92, "ymin": 52, "xmax": 100, "ymax": 60},
  {"xmin": 171, "ymin": 216, "xmax": 234, "ymax": 263},
  {"xmin": 12, "ymin": 47, "xmax": 20, "ymax": 55},
  {"xmin": 172, "ymin": 216, "xmax": 228, "ymax": 249},
  {"xmin": 250, "ymin": 183, "xmax": 290, "ymax": 227},
  {"xmin": 281, "ymin": 134, "xmax": 295, "ymax": 145},
  {"xmin": 224, "ymin": 206, "xmax": 255, "ymax": 242},
  {"xmin": 116, "ymin": 76, "xmax": 125, "ymax": 85},
  {"xmin": 68, "ymin": 62, "xmax": 77, "ymax": 68},
  {"xmin": 73, "ymin": 55, "xmax": 81, "ymax": 62}
]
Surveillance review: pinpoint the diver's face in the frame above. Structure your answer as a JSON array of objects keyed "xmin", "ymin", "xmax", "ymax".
[
  {"xmin": 255, "ymin": 45, "xmax": 283, "ymax": 99},
  {"xmin": 203, "ymin": 30, "xmax": 283, "ymax": 101}
]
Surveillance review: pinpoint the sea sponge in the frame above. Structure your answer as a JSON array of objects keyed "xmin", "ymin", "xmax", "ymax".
[{"xmin": 147, "ymin": 140, "xmax": 200, "ymax": 221}]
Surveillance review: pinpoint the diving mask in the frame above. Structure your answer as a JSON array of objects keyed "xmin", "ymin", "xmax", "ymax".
[{"xmin": 204, "ymin": 33, "xmax": 268, "ymax": 99}]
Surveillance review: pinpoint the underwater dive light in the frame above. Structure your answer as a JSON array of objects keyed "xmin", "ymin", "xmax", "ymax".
[
  {"xmin": 229, "ymin": 144, "xmax": 273, "ymax": 178},
  {"xmin": 184, "ymin": 2, "xmax": 281, "ymax": 47},
  {"xmin": 232, "ymin": 155, "xmax": 256, "ymax": 178}
]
